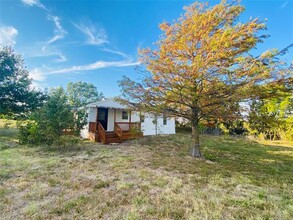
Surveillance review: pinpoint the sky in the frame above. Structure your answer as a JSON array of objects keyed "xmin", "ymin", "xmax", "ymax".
[{"xmin": 0, "ymin": 0, "xmax": 292, "ymax": 97}]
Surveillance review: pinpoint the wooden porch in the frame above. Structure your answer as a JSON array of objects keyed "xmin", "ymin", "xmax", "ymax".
[{"xmin": 88, "ymin": 122, "xmax": 143, "ymax": 144}]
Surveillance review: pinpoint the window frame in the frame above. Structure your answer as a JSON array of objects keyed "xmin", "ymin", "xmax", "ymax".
[
  {"xmin": 163, "ymin": 114, "xmax": 167, "ymax": 125},
  {"xmin": 140, "ymin": 114, "xmax": 145, "ymax": 123},
  {"xmin": 122, "ymin": 110, "xmax": 128, "ymax": 120}
]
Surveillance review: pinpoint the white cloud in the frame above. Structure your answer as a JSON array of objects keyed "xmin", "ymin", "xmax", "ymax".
[
  {"xmin": 21, "ymin": 0, "xmax": 66, "ymax": 44},
  {"xmin": 47, "ymin": 15, "xmax": 67, "ymax": 44},
  {"xmin": 49, "ymin": 60, "xmax": 140, "ymax": 74},
  {"xmin": 0, "ymin": 26, "xmax": 18, "ymax": 46},
  {"xmin": 41, "ymin": 46, "xmax": 67, "ymax": 62},
  {"xmin": 74, "ymin": 20, "xmax": 108, "ymax": 45},
  {"xmin": 47, "ymin": 35, "xmax": 62, "ymax": 44},
  {"xmin": 103, "ymin": 48, "xmax": 131, "ymax": 60},
  {"xmin": 21, "ymin": 0, "xmax": 47, "ymax": 10},
  {"xmin": 23, "ymin": 45, "xmax": 67, "ymax": 63},
  {"xmin": 29, "ymin": 68, "xmax": 46, "ymax": 81},
  {"xmin": 21, "ymin": 0, "xmax": 39, "ymax": 6},
  {"xmin": 55, "ymin": 53, "xmax": 67, "ymax": 62}
]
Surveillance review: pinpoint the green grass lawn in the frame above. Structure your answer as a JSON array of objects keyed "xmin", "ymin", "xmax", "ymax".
[{"xmin": 1, "ymin": 126, "xmax": 293, "ymax": 219}]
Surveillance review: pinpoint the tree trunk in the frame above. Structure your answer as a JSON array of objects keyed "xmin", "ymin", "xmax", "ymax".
[
  {"xmin": 191, "ymin": 123, "xmax": 202, "ymax": 157},
  {"xmin": 191, "ymin": 109, "xmax": 202, "ymax": 158}
]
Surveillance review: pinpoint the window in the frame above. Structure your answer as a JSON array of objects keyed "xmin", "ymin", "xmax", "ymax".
[
  {"xmin": 140, "ymin": 114, "xmax": 145, "ymax": 123},
  {"xmin": 163, "ymin": 114, "xmax": 167, "ymax": 125},
  {"xmin": 122, "ymin": 111, "xmax": 128, "ymax": 120}
]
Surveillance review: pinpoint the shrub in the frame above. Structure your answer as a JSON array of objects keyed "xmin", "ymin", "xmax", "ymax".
[
  {"xmin": 247, "ymin": 97, "xmax": 293, "ymax": 141},
  {"xmin": 218, "ymin": 123, "xmax": 229, "ymax": 135},
  {"xmin": 18, "ymin": 87, "xmax": 86, "ymax": 146}
]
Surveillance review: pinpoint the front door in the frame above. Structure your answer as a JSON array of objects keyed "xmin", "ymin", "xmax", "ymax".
[{"xmin": 98, "ymin": 108, "xmax": 108, "ymax": 130}]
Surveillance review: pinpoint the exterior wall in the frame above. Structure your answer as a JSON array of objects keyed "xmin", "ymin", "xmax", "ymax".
[
  {"xmin": 107, "ymin": 109, "xmax": 115, "ymax": 131},
  {"xmin": 80, "ymin": 107, "xmax": 176, "ymax": 138},
  {"xmin": 107, "ymin": 109, "xmax": 133, "ymax": 132},
  {"xmin": 130, "ymin": 111, "xmax": 140, "ymax": 122},
  {"xmin": 140, "ymin": 113, "xmax": 156, "ymax": 135},
  {"xmin": 132, "ymin": 112, "xmax": 176, "ymax": 136},
  {"xmin": 82, "ymin": 108, "xmax": 134, "ymax": 133},
  {"xmin": 88, "ymin": 107, "xmax": 97, "ymax": 122},
  {"xmin": 80, "ymin": 107, "xmax": 95, "ymax": 138},
  {"xmin": 111, "ymin": 110, "xmax": 176, "ymax": 135},
  {"xmin": 157, "ymin": 116, "xmax": 176, "ymax": 135},
  {"xmin": 115, "ymin": 109, "xmax": 134, "ymax": 123},
  {"xmin": 80, "ymin": 125, "xmax": 89, "ymax": 138}
]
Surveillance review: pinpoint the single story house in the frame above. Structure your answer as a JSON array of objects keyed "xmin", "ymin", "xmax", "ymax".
[{"xmin": 80, "ymin": 98, "xmax": 176, "ymax": 144}]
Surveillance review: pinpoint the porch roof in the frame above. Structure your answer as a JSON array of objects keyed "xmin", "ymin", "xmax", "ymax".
[{"xmin": 86, "ymin": 98, "xmax": 129, "ymax": 109}]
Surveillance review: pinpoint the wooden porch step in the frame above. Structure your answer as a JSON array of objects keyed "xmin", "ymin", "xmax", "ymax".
[
  {"xmin": 105, "ymin": 132, "xmax": 119, "ymax": 138},
  {"xmin": 91, "ymin": 130, "xmax": 143, "ymax": 144},
  {"xmin": 104, "ymin": 132, "xmax": 122, "ymax": 144},
  {"xmin": 105, "ymin": 137, "xmax": 122, "ymax": 144}
]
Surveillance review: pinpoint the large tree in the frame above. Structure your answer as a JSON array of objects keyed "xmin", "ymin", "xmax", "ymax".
[
  {"xmin": 119, "ymin": 1, "xmax": 292, "ymax": 157},
  {"xmin": 0, "ymin": 46, "xmax": 45, "ymax": 117},
  {"xmin": 66, "ymin": 81, "xmax": 104, "ymax": 108},
  {"xmin": 66, "ymin": 82, "xmax": 103, "ymax": 136}
]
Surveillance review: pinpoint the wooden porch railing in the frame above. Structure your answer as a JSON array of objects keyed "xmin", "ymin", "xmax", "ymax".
[
  {"xmin": 89, "ymin": 122, "xmax": 96, "ymax": 132},
  {"xmin": 97, "ymin": 122, "xmax": 106, "ymax": 144},
  {"xmin": 115, "ymin": 122, "xmax": 141, "ymax": 131},
  {"xmin": 114, "ymin": 123, "xmax": 123, "ymax": 140}
]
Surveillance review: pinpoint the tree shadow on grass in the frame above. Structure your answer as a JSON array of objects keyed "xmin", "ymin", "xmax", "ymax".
[
  {"xmin": 0, "ymin": 128, "xmax": 18, "ymax": 140},
  {"xmin": 135, "ymin": 134, "xmax": 293, "ymax": 186},
  {"xmin": 0, "ymin": 128, "xmax": 19, "ymax": 150}
]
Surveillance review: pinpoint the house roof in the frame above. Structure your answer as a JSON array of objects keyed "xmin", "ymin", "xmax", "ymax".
[{"xmin": 86, "ymin": 98, "xmax": 129, "ymax": 109}]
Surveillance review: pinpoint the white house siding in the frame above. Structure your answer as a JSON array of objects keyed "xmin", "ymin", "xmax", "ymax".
[
  {"xmin": 80, "ymin": 107, "xmax": 95, "ymax": 138},
  {"xmin": 115, "ymin": 110, "xmax": 134, "ymax": 123},
  {"xmin": 107, "ymin": 109, "xmax": 135, "ymax": 132},
  {"xmin": 80, "ymin": 126, "xmax": 89, "ymax": 138},
  {"xmin": 138, "ymin": 113, "xmax": 176, "ymax": 136},
  {"xmin": 130, "ymin": 111, "xmax": 140, "ymax": 122},
  {"xmin": 157, "ymin": 117, "xmax": 176, "ymax": 135},
  {"xmin": 80, "ymin": 106, "xmax": 176, "ymax": 138},
  {"xmin": 88, "ymin": 107, "xmax": 96, "ymax": 122},
  {"xmin": 107, "ymin": 109, "xmax": 115, "ymax": 131},
  {"xmin": 140, "ymin": 113, "xmax": 156, "ymax": 135},
  {"xmin": 86, "ymin": 108, "xmax": 137, "ymax": 132}
]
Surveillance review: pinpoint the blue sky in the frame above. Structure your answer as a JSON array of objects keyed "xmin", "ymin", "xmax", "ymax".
[{"xmin": 0, "ymin": 0, "xmax": 292, "ymax": 97}]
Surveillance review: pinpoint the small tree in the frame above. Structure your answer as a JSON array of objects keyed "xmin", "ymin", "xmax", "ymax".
[
  {"xmin": 119, "ymin": 1, "xmax": 292, "ymax": 157},
  {"xmin": 248, "ymin": 94, "xmax": 293, "ymax": 141},
  {"xmin": 19, "ymin": 87, "xmax": 85, "ymax": 145},
  {"xmin": 0, "ymin": 46, "xmax": 46, "ymax": 117}
]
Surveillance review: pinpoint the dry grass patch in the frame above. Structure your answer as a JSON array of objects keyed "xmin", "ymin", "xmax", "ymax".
[{"xmin": 0, "ymin": 127, "xmax": 293, "ymax": 219}]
